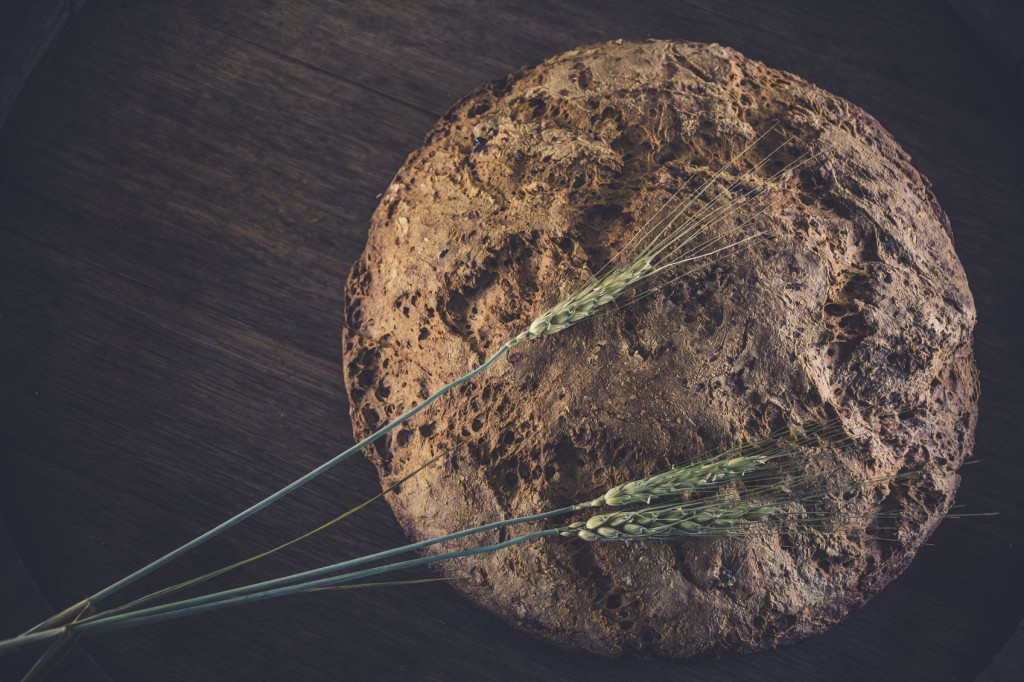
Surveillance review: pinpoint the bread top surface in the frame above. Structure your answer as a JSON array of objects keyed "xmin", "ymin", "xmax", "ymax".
[{"xmin": 342, "ymin": 40, "xmax": 977, "ymax": 659}]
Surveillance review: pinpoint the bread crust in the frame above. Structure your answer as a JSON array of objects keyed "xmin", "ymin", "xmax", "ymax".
[{"xmin": 342, "ymin": 40, "xmax": 978, "ymax": 659}]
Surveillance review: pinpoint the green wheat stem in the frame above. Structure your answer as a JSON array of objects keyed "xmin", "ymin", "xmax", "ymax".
[
  {"xmin": 1, "ymin": 446, "xmax": 934, "ymax": 653},
  {"xmin": 66, "ymin": 420, "xmax": 856, "ymax": 636},
  {"xmin": 86, "ymin": 419, "xmax": 851, "ymax": 623},
  {"xmin": 71, "ymin": 504, "xmax": 577, "ymax": 630},
  {"xmin": 20, "ymin": 466, "xmax": 896, "ymax": 646},
  {"xmin": 0, "ymin": 530, "xmax": 561, "ymax": 652}
]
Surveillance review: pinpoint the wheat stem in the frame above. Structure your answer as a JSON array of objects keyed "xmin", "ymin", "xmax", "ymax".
[
  {"xmin": 15, "ymin": 458, "xmax": 905, "ymax": 645},
  {"xmin": 0, "ymin": 419, "xmax": 929, "ymax": 654},
  {"xmin": 0, "ymin": 530, "xmax": 561, "ymax": 651},
  {"xmin": 62, "ymin": 421, "xmax": 857, "ymax": 636},
  {"xmin": 79, "ymin": 420, "xmax": 846, "ymax": 622},
  {"xmin": 73, "ymin": 420, "xmax": 851, "ymax": 641},
  {"xmin": 72, "ymin": 505, "xmax": 577, "ymax": 630}
]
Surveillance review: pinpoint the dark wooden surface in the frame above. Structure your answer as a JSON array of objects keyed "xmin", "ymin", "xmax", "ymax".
[
  {"xmin": 0, "ymin": 0, "xmax": 86, "ymax": 131},
  {"xmin": 949, "ymin": 0, "xmax": 1024, "ymax": 91},
  {"xmin": 1, "ymin": 1, "xmax": 1022, "ymax": 680}
]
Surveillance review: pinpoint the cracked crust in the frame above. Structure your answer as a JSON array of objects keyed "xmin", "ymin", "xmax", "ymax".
[{"xmin": 341, "ymin": 40, "xmax": 978, "ymax": 659}]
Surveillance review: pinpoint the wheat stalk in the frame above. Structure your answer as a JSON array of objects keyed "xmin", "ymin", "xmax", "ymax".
[
  {"xmin": 4, "ymin": 465, "xmax": 912, "ymax": 647},
  {"xmin": 0, "ymin": 418, "xmax": 854, "ymax": 654},
  {"xmin": 2, "ymin": 414, "xmax": 990, "ymax": 656},
  {"xmin": 96, "ymin": 419, "xmax": 854, "ymax": 624},
  {"xmin": 0, "ymin": 419, "xmax": 866, "ymax": 650}
]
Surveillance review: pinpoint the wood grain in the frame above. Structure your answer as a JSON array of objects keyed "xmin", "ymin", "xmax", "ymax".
[{"xmin": 0, "ymin": 1, "xmax": 1021, "ymax": 680}]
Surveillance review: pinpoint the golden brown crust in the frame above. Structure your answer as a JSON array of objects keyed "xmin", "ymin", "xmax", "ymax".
[{"xmin": 342, "ymin": 40, "xmax": 978, "ymax": 659}]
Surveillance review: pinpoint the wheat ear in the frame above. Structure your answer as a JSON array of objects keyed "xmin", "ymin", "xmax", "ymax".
[
  {"xmin": 578, "ymin": 417, "xmax": 858, "ymax": 508},
  {"xmin": 561, "ymin": 500, "xmax": 781, "ymax": 541}
]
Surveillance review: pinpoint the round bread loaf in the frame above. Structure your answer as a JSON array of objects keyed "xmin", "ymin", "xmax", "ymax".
[{"xmin": 342, "ymin": 40, "xmax": 978, "ymax": 659}]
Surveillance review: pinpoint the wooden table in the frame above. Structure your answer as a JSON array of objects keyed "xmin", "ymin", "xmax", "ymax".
[{"xmin": 1, "ymin": 2, "xmax": 1022, "ymax": 680}]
